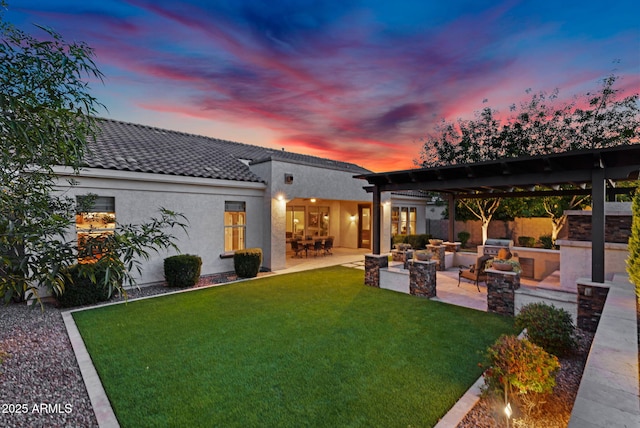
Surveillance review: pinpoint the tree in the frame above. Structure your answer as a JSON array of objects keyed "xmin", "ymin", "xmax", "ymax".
[
  {"xmin": 417, "ymin": 75, "xmax": 639, "ymax": 242},
  {"xmin": 460, "ymin": 199, "xmax": 500, "ymax": 245},
  {"xmin": 0, "ymin": 6, "xmax": 186, "ymax": 305},
  {"xmin": 627, "ymin": 186, "xmax": 640, "ymax": 297},
  {"xmin": 542, "ymin": 194, "xmax": 590, "ymax": 244}
]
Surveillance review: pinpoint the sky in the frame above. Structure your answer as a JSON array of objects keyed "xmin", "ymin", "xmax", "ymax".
[{"xmin": 5, "ymin": 1, "xmax": 640, "ymax": 172}]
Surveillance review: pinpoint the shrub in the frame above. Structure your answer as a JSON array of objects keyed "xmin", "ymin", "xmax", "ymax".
[
  {"xmin": 392, "ymin": 234, "xmax": 407, "ymax": 245},
  {"xmin": 164, "ymin": 254, "xmax": 202, "ymax": 288},
  {"xmin": 457, "ymin": 231, "xmax": 471, "ymax": 248},
  {"xmin": 517, "ymin": 236, "xmax": 536, "ymax": 247},
  {"xmin": 406, "ymin": 234, "xmax": 431, "ymax": 249},
  {"xmin": 483, "ymin": 335, "xmax": 560, "ymax": 415},
  {"xmin": 515, "ymin": 302, "xmax": 577, "ymax": 357},
  {"xmin": 627, "ymin": 188, "xmax": 640, "ymax": 297},
  {"xmin": 538, "ymin": 234, "xmax": 554, "ymax": 249},
  {"xmin": 56, "ymin": 264, "xmax": 113, "ymax": 308},
  {"xmin": 392, "ymin": 234, "xmax": 432, "ymax": 249},
  {"xmin": 234, "ymin": 248, "xmax": 263, "ymax": 278}
]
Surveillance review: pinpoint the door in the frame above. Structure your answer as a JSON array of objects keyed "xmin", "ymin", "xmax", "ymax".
[{"xmin": 358, "ymin": 204, "xmax": 371, "ymax": 249}]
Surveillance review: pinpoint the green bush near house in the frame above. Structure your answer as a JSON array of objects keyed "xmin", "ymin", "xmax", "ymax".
[
  {"xmin": 392, "ymin": 234, "xmax": 408, "ymax": 246},
  {"xmin": 234, "ymin": 248, "xmax": 262, "ymax": 278},
  {"xmin": 164, "ymin": 254, "xmax": 202, "ymax": 288},
  {"xmin": 392, "ymin": 234, "xmax": 432, "ymax": 249},
  {"xmin": 407, "ymin": 234, "xmax": 432, "ymax": 249},
  {"xmin": 517, "ymin": 236, "xmax": 536, "ymax": 247},
  {"xmin": 457, "ymin": 231, "xmax": 471, "ymax": 248},
  {"xmin": 515, "ymin": 302, "xmax": 577, "ymax": 357},
  {"xmin": 56, "ymin": 264, "xmax": 114, "ymax": 308}
]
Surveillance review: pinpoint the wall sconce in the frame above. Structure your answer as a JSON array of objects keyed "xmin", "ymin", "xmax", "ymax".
[
  {"xmin": 349, "ymin": 215, "xmax": 357, "ymax": 222},
  {"xmin": 310, "ymin": 198, "xmax": 316, "ymax": 203}
]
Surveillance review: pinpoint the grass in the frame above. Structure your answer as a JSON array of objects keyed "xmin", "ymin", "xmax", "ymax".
[{"xmin": 73, "ymin": 266, "xmax": 516, "ymax": 427}]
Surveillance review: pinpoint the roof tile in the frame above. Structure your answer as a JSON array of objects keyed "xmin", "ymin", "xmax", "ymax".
[{"xmin": 83, "ymin": 119, "xmax": 370, "ymax": 182}]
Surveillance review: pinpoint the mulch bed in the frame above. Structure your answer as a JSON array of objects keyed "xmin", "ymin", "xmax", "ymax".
[{"xmin": 458, "ymin": 329, "xmax": 595, "ymax": 428}]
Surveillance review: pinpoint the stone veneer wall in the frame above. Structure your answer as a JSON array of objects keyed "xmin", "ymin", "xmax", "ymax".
[
  {"xmin": 427, "ymin": 244, "xmax": 445, "ymax": 271},
  {"xmin": 576, "ymin": 280, "xmax": 610, "ymax": 332},
  {"xmin": 365, "ymin": 254, "xmax": 388, "ymax": 288},
  {"xmin": 409, "ymin": 260, "xmax": 437, "ymax": 298},
  {"xmin": 567, "ymin": 215, "xmax": 632, "ymax": 243},
  {"xmin": 486, "ymin": 269, "xmax": 520, "ymax": 316}
]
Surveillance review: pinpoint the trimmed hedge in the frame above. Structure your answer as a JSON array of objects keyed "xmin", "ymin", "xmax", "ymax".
[
  {"xmin": 164, "ymin": 254, "xmax": 202, "ymax": 288},
  {"xmin": 234, "ymin": 248, "xmax": 263, "ymax": 278},
  {"xmin": 392, "ymin": 234, "xmax": 432, "ymax": 249},
  {"xmin": 56, "ymin": 264, "xmax": 113, "ymax": 308}
]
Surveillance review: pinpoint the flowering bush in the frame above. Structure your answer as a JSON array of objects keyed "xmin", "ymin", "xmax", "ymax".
[{"xmin": 482, "ymin": 334, "xmax": 560, "ymax": 415}]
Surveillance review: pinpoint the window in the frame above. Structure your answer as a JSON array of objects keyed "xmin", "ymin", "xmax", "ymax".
[
  {"xmin": 391, "ymin": 206, "xmax": 416, "ymax": 236},
  {"xmin": 224, "ymin": 201, "xmax": 246, "ymax": 252},
  {"xmin": 286, "ymin": 206, "xmax": 305, "ymax": 239},
  {"xmin": 286, "ymin": 205, "xmax": 330, "ymax": 239},
  {"xmin": 76, "ymin": 196, "xmax": 116, "ymax": 262},
  {"xmin": 307, "ymin": 206, "xmax": 330, "ymax": 237}
]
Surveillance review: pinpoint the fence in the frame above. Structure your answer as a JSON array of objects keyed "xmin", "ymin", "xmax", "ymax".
[{"xmin": 426, "ymin": 217, "xmax": 565, "ymax": 246}]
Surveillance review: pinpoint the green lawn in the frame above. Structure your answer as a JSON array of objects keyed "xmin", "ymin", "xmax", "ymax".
[{"xmin": 73, "ymin": 266, "xmax": 515, "ymax": 427}]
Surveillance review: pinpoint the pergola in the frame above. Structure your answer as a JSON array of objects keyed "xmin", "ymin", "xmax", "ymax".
[{"xmin": 356, "ymin": 144, "xmax": 640, "ymax": 283}]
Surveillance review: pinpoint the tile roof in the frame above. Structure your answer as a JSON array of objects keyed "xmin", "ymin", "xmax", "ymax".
[{"xmin": 83, "ymin": 119, "xmax": 370, "ymax": 182}]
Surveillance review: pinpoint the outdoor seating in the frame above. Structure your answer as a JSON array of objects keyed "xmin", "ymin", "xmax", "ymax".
[
  {"xmin": 458, "ymin": 254, "xmax": 492, "ymax": 292},
  {"xmin": 290, "ymin": 240, "xmax": 305, "ymax": 258},
  {"xmin": 323, "ymin": 237, "xmax": 334, "ymax": 255},
  {"xmin": 313, "ymin": 239, "xmax": 323, "ymax": 256}
]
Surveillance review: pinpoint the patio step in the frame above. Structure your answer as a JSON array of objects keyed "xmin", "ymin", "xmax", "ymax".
[{"xmin": 515, "ymin": 283, "xmax": 577, "ymax": 323}]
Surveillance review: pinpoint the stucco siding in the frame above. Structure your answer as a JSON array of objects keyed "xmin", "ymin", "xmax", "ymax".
[{"xmin": 55, "ymin": 169, "xmax": 266, "ymax": 286}]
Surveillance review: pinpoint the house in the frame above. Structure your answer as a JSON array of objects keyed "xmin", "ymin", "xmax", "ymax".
[{"xmin": 55, "ymin": 118, "xmax": 429, "ymax": 286}]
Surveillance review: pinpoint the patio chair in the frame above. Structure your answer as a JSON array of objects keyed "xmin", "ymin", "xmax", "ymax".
[
  {"xmin": 458, "ymin": 254, "xmax": 492, "ymax": 292},
  {"xmin": 323, "ymin": 237, "xmax": 334, "ymax": 255},
  {"xmin": 313, "ymin": 239, "xmax": 323, "ymax": 256},
  {"xmin": 290, "ymin": 240, "xmax": 305, "ymax": 258}
]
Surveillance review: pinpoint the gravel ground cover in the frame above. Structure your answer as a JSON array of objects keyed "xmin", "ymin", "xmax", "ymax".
[
  {"xmin": 1, "ymin": 282, "xmax": 594, "ymax": 428},
  {"xmin": 458, "ymin": 329, "xmax": 594, "ymax": 428},
  {"xmin": 0, "ymin": 286, "xmax": 169, "ymax": 428}
]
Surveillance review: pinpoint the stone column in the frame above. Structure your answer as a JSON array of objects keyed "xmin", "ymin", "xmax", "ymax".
[
  {"xmin": 427, "ymin": 244, "xmax": 445, "ymax": 271},
  {"xmin": 576, "ymin": 278, "xmax": 611, "ymax": 332},
  {"xmin": 365, "ymin": 254, "xmax": 388, "ymax": 288},
  {"xmin": 486, "ymin": 269, "xmax": 520, "ymax": 315},
  {"xmin": 409, "ymin": 260, "xmax": 437, "ymax": 298}
]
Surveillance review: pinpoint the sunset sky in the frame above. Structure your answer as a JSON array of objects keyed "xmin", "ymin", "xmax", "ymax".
[{"xmin": 6, "ymin": 1, "xmax": 640, "ymax": 172}]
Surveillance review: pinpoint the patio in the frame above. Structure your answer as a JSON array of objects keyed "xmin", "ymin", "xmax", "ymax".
[{"xmin": 281, "ymin": 249, "xmax": 549, "ymax": 313}]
